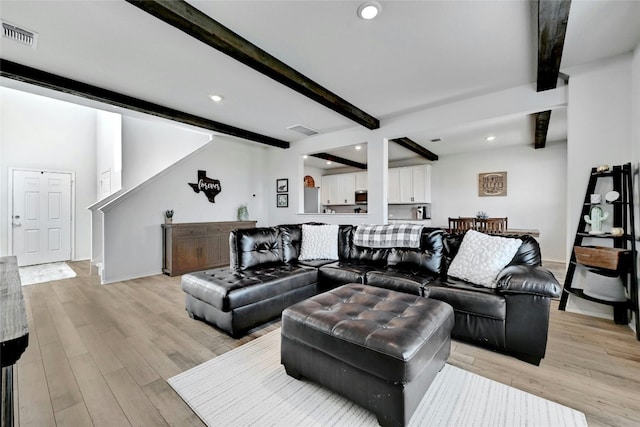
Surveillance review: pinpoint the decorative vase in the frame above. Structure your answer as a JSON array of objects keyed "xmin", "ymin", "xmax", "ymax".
[
  {"xmin": 237, "ymin": 205, "xmax": 249, "ymax": 221},
  {"xmin": 165, "ymin": 217, "xmax": 173, "ymax": 224}
]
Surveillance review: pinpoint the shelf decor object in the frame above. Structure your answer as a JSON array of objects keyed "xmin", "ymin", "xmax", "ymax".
[
  {"xmin": 559, "ymin": 163, "xmax": 638, "ymax": 339},
  {"xmin": 574, "ymin": 246, "xmax": 631, "ymax": 270},
  {"xmin": 584, "ymin": 205, "xmax": 609, "ymax": 234},
  {"xmin": 165, "ymin": 209, "xmax": 174, "ymax": 224}
]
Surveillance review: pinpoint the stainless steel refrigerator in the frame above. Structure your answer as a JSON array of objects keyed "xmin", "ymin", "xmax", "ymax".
[{"xmin": 304, "ymin": 187, "xmax": 320, "ymax": 213}]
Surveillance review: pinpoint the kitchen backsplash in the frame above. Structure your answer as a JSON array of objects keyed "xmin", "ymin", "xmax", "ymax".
[{"xmin": 388, "ymin": 204, "xmax": 431, "ymax": 220}]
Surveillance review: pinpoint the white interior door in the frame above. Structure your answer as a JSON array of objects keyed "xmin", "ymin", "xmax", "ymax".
[{"xmin": 12, "ymin": 170, "xmax": 72, "ymax": 266}]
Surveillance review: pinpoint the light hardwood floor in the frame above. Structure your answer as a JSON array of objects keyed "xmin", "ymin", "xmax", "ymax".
[{"xmin": 12, "ymin": 261, "xmax": 639, "ymax": 426}]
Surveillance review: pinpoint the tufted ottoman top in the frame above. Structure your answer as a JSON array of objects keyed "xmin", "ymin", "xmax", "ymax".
[{"xmin": 281, "ymin": 283, "xmax": 454, "ymax": 383}]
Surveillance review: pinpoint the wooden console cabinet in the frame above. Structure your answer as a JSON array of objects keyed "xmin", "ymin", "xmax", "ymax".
[{"xmin": 162, "ymin": 221, "xmax": 256, "ymax": 276}]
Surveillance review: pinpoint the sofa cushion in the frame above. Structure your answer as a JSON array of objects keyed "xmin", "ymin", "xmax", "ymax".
[
  {"xmin": 349, "ymin": 246, "xmax": 391, "ymax": 265},
  {"xmin": 182, "ymin": 265, "xmax": 318, "ymax": 311},
  {"xmin": 386, "ymin": 228, "xmax": 444, "ymax": 275},
  {"xmin": 318, "ymin": 261, "xmax": 370, "ymax": 290},
  {"xmin": 447, "ymin": 230, "xmax": 522, "ymax": 288},
  {"xmin": 235, "ymin": 227, "xmax": 283, "ymax": 271},
  {"xmin": 300, "ymin": 224, "xmax": 339, "ymax": 260},
  {"xmin": 505, "ymin": 235, "xmax": 542, "ymax": 267},
  {"xmin": 278, "ymin": 224, "xmax": 302, "ymax": 263},
  {"xmin": 337, "ymin": 225, "xmax": 354, "ymax": 260},
  {"xmin": 365, "ymin": 269, "xmax": 432, "ymax": 296}
]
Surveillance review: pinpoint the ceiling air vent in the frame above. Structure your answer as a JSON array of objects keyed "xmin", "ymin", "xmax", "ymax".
[
  {"xmin": 287, "ymin": 124, "xmax": 319, "ymax": 136},
  {"xmin": 2, "ymin": 21, "xmax": 38, "ymax": 48}
]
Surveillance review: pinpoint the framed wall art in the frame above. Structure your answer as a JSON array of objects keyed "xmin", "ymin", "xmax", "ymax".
[
  {"xmin": 277, "ymin": 193, "xmax": 289, "ymax": 208},
  {"xmin": 478, "ymin": 171, "xmax": 507, "ymax": 197},
  {"xmin": 277, "ymin": 178, "xmax": 288, "ymax": 193}
]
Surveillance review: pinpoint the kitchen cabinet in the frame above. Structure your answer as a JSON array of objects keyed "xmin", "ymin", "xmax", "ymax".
[
  {"xmin": 412, "ymin": 164, "xmax": 431, "ymax": 203},
  {"xmin": 388, "ymin": 165, "xmax": 431, "ymax": 204},
  {"xmin": 355, "ymin": 171, "xmax": 368, "ymax": 191},
  {"xmin": 321, "ymin": 173, "xmax": 356, "ymax": 205},
  {"xmin": 388, "ymin": 169, "xmax": 401, "ymax": 203},
  {"xmin": 162, "ymin": 221, "xmax": 256, "ymax": 276}
]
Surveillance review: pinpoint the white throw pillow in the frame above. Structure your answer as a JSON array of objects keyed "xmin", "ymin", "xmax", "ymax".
[
  {"xmin": 299, "ymin": 224, "xmax": 339, "ymax": 260},
  {"xmin": 448, "ymin": 230, "xmax": 522, "ymax": 288}
]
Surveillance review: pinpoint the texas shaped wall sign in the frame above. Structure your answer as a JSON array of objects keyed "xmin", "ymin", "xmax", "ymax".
[{"xmin": 188, "ymin": 170, "xmax": 222, "ymax": 203}]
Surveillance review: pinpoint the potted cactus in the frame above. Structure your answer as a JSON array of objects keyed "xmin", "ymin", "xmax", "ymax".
[{"xmin": 165, "ymin": 209, "xmax": 174, "ymax": 224}]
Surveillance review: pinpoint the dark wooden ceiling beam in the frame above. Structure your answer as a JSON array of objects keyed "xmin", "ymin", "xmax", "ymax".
[
  {"xmin": 537, "ymin": 0, "xmax": 571, "ymax": 91},
  {"xmin": 534, "ymin": 110, "xmax": 552, "ymax": 149},
  {"xmin": 125, "ymin": 0, "xmax": 380, "ymax": 130},
  {"xmin": 311, "ymin": 153, "xmax": 367, "ymax": 170},
  {"xmin": 390, "ymin": 137, "xmax": 439, "ymax": 161},
  {"xmin": 0, "ymin": 59, "xmax": 289, "ymax": 149}
]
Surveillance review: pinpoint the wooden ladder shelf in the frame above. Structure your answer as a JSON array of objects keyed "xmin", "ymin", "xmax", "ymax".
[{"xmin": 559, "ymin": 163, "xmax": 639, "ymax": 340}]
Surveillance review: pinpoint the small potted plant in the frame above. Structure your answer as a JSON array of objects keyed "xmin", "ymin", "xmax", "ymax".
[
  {"xmin": 165, "ymin": 209, "xmax": 174, "ymax": 224},
  {"xmin": 237, "ymin": 204, "xmax": 249, "ymax": 221}
]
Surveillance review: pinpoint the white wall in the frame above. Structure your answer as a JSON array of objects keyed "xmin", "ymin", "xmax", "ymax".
[
  {"xmin": 122, "ymin": 115, "xmax": 211, "ymax": 189},
  {"xmin": 100, "ymin": 136, "xmax": 268, "ymax": 283},
  {"xmin": 431, "ymin": 142, "xmax": 568, "ymax": 261},
  {"xmin": 565, "ymin": 54, "xmax": 634, "ymax": 318},
  {"xmin": 96, "ymin": 110, "xmax": 122, "ymax": 198},
  {"xmin": 0, "ymin": 87, "xmax": 97, "ymax": 260}
]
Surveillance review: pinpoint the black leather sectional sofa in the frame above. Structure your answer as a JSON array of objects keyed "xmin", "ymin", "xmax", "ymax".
[{"xmin": 182, "ymin": 223, "xmax": 561, "ymax": 365}]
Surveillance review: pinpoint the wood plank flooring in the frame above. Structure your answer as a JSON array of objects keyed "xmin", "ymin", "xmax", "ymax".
[{"xmin": 12, "ymin": 261, "xmax": 639, "ymax": 426}]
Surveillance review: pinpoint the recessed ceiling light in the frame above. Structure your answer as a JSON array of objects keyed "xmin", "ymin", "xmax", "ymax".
[
  {"xmin": 326, "ymin": 161, "xmax": 332, "ymax": 165},
  {"xmin": 485, "ymin": 135, "xmax": 496, "ymax": 141},
  {"xmin": 303, "ymin": 155, "xmax": 308, "ymax": 159},
  {"xmin": 357, "ymin": 1, "xmax": 381, "ymax": 20},
  {"xmin": 355, "ymin": 145, "xmax": 362, "ymax": 150},
  {"xmin": 209, "ymin": 94, "xmax": 223, "ymax": 102}
]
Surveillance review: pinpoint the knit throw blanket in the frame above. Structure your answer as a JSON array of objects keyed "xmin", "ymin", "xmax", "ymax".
[{"xmin": 353, "ymin": 224, "xmax": 424, "ymax": 248}]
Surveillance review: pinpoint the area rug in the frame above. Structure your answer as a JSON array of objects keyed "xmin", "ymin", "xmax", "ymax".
[
  {"xmin": 168, "ymin": 329, "xmax": 587, "ymax": 427},
  {"xmin": 19, "ymin": 261, "xmax": 76, "ymax": 286}
]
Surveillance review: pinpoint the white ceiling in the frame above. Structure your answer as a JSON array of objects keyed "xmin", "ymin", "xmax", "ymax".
[{"xmin": 1, "ymin": 1, "xmax": 639, "ymax": 163}]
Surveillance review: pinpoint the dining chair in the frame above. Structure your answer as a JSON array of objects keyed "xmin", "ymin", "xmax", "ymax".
[
  {"xmin": 476, "ymin": 217, "xmax": 508, "ymax": 234},
  {"xmin": 448, "ymin": 217, "xmax": 476, "ymax": 233}
]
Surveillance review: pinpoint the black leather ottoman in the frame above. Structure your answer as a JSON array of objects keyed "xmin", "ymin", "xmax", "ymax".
[
  {"xmin": 281, "ymin": 283, "xmax": 454, "ymax": 427},
  {"xmin": 181, "ymin": 265, "xmax": 318, "ymax": 337}
]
